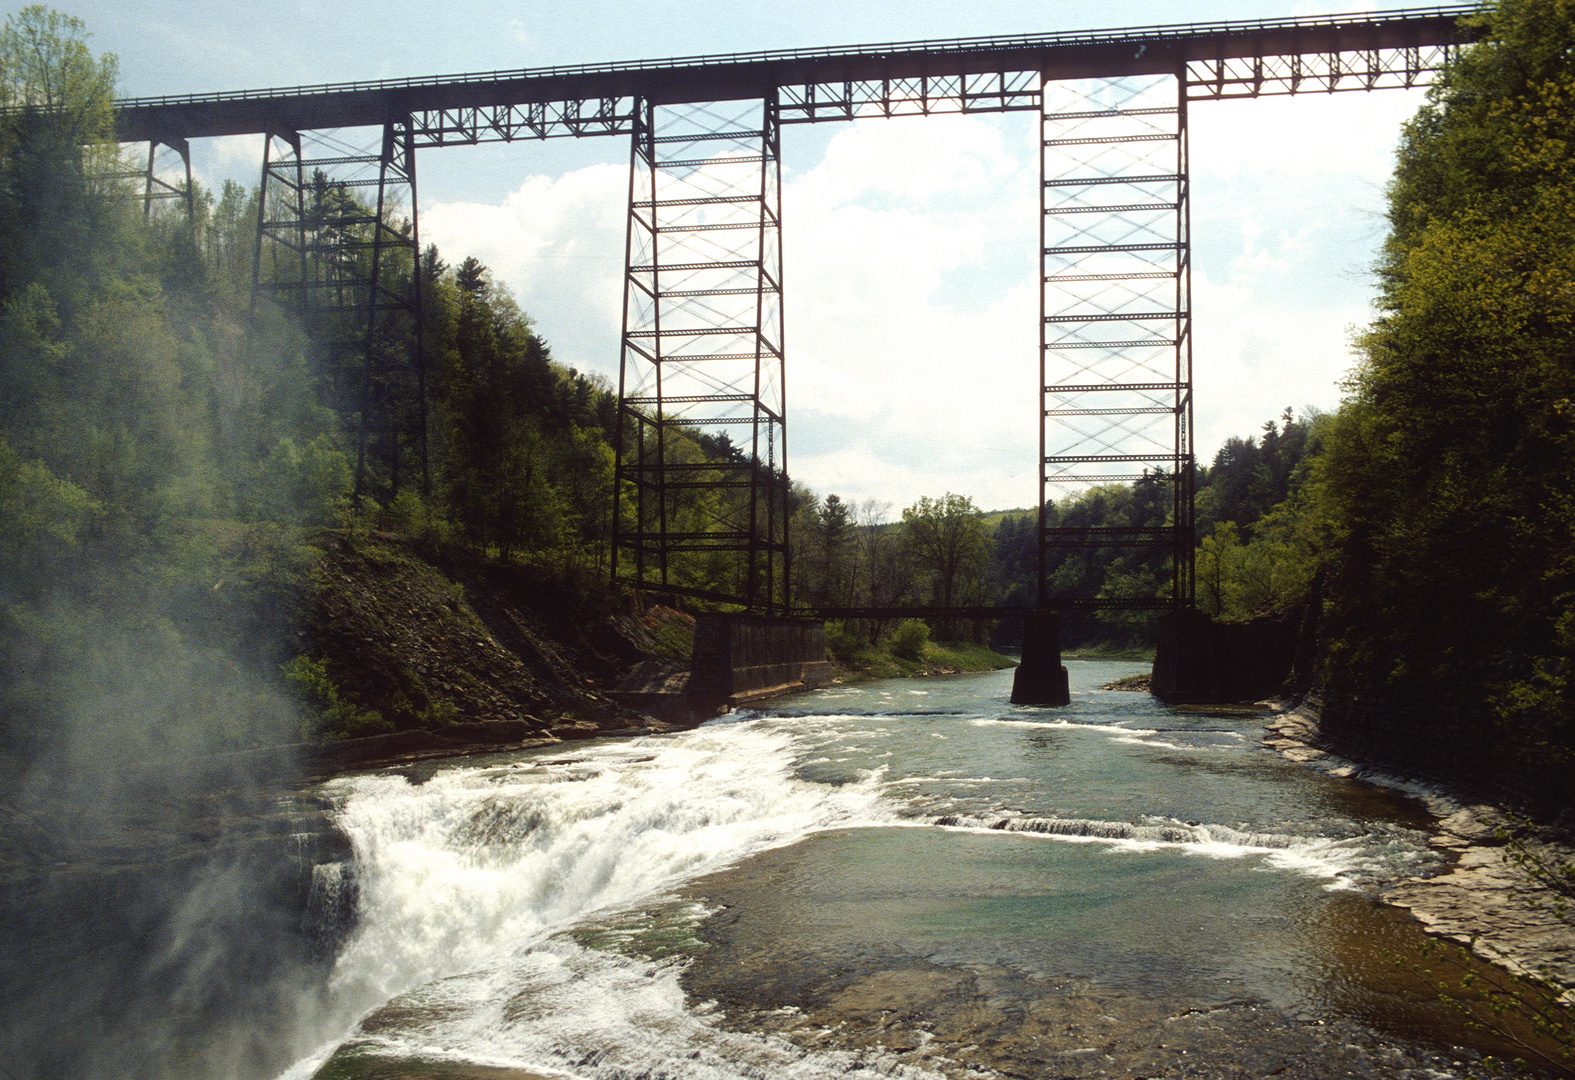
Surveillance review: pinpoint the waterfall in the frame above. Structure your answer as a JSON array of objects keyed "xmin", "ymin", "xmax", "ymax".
[{"xmin": 279, "ymin": 720, "xmax": 900, "ymax": 1078}]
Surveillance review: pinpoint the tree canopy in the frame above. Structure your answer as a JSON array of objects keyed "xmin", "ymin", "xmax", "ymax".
[{"xmin": 1312, "ymin": 0, "xmax": 1575, "ymax": 754}]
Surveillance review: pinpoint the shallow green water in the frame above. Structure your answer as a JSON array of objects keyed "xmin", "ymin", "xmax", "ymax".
[{"xmin": 285, "ymin": 661, "xmax": 1543, "ymax": 1080}]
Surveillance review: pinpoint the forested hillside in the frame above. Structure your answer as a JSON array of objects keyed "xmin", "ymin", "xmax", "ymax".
[
  {"xmin": 0, "ymin": 7, "xmax": 325, "ymax": 781},
  {"xmin": 0, "ymin": 5, "xmax": 647, "ymax": 779},
  {"xmin": 1307, "ymin": 0, "xmax": 1575, "ymax": 803},
  {"xmin": 1, "ymin": 0, "xmax": 1570, "ymax": 808}
]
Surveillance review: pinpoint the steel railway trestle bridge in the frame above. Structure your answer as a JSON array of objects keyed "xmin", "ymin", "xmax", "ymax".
[{"xmin": 113, "ymin": 6, "xmax": 1475, "ymax": 656}]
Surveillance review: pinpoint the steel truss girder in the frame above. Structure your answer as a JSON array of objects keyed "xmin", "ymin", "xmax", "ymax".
[
  {"xmin": 142, "ymin": 137, "xmax": 194, "ymax": 216},
  {"xmin": 388, "ymin": 40, "xmax": 1456, "ymax": 147},
  {"xmin": 1037, "ymin": 72, "xmax": 1195, "ymax": 611},
  {"xmin": 1186, "ymin": 43, "xmax": 1454, "ymax": 97},
  {"xmin": 115, "ymin": 8, "xmax": 1472, "ymax": 144},
  {"xmin": 611, "ymin": 97, "xmax": 790, "ymax": 613},
  {"xmin": 253, "ymin": 119, "xmax": 429, "ymax": 498},
  {"xmin": 411, "ymin": 98, "xmax": 639, "ymax": 146}
]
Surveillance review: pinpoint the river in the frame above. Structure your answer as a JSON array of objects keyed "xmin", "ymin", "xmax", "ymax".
[{"xmin": 279, "ymin": 661, "xmax": 1542, "ymax": 1079}]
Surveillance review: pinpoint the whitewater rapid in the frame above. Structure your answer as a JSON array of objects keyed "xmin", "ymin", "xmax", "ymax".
[
  {"xmin": 277, "ymin": 669, "xmax": 1443, "ymax": 1079},
  {"xmin": 279, "ymin": 720, "xmax": 908, "ymax": 1078}
]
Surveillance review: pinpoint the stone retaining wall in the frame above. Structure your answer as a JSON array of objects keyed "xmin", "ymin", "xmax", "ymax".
[{"xmin": 689, "ymin": 614, "xmax": 835, "ymax": 710}]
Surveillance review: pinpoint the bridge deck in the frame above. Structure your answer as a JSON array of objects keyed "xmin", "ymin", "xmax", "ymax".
[
  {"xmin": 790, "ymin": 603, "xmax": 1174, "ymax": 619},
  {"xmin": 113, "ymin": 6, "xmax": 1473, "ymax": 143}
]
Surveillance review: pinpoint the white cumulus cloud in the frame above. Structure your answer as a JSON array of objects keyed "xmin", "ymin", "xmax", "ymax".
[{"xmin": 417, "ymin": 88, "xmax": 1427, "ymax": 511}]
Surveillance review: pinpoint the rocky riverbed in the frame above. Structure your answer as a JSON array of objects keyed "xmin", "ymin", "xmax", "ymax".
[
  {"xmin": 671, "ymin": 838, "xmax": 1528, "ymax": 1080},
  {"xmin": 1265, "ymin": 706, "xmax": 1575, "ymax": 997}
]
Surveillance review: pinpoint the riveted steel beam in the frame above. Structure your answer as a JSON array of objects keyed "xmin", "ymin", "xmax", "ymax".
[{"xmin": 112, "ymin": 9, "xmax": 1472, "ymax": 143}]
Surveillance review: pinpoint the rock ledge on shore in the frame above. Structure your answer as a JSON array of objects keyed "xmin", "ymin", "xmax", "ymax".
[{"xmin": 1264, "ymin": 706, "xmax": 1575, "ymax": 993}]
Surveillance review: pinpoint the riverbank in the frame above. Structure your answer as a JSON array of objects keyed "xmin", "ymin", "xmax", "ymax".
[
  {"xmin": 828, "ymin": 639, "xmax": 1017, "ymax": 682},
  {"xmin": 290, "ymin": 662, "xmax": 1551, "ymax": 1080},
  {"xmin": 298, "ymin": 534, "xmax": 1025, "ymax": 756},
  {"xmin": 1066, "ymin": 645, "xmax": 1155, "ymax": 662},
  {"xmin": 298, "ymin": 530, "xmax": 671, "ymax": 737},
  {"xmin": 1264, "ymin": 705, "xmax": 1575, "ymax": 1000}
]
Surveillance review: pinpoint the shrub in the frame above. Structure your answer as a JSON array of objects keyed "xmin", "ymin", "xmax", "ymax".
[
  {"xmin": 282, "ymin": 654, "xmax": 390, "ymax": 740},
  {"xmin": 824, "ymin": 619, "xmax": 862, "ymax": 662},
  {"xmin": 889, "ymin": 618, "xmax": 931, "ymax": 660}
]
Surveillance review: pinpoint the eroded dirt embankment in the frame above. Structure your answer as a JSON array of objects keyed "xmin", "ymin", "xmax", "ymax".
[{"xmin": 293, "ymin": 531, "xmax": 697, "ymax": 771}]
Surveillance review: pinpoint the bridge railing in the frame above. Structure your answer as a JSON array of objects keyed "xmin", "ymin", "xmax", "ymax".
[
  {"xmin": 99, "ymin": 6, "xmax": 1479, "ymax": 613},
  {"xmin": 110, "ymin": 5, "xmax": 1474, "ymax": 117}
]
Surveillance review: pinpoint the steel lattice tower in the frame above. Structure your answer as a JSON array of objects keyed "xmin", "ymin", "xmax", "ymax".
[
  {"xmin": 612, "ymin": 97, "xmax": 789, "ymax": 611},
  {"xmin": 253, "ymin": 119, "xmax": 428, "ymax": 497},
  {"xmin": 141, "ymin": 138, "xmax": 194, "ymax": 217},
  {"xmin": 1037, "ymin": 73, "xmax": 1194, "ymax": 609},
  {"xmin": 95, "ymin": 138, "xmax": 193, "ymax": 218},
  {"xmin": 112, "ymin": 8, "xmax": 1470, "ymax": 616}
]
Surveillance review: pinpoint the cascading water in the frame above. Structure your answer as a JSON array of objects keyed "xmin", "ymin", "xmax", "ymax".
[
  {"xmin": 278, "ymin": 662, "xmax": 1517, "ymax": 1080},
  {"xmin": 280, "ymin": 722, "xmax": 906, "ymax": 1078}
]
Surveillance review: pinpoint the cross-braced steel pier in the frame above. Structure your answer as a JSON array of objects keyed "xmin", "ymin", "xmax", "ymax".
[{"xmin": 112, "ymin": 6, "xmax": 1475, "ymax": 623}]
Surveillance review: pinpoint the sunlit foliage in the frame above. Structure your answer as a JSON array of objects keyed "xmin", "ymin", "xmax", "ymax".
[{"xmin": 1312, "ymin": 0, "xmax": 1575, "ymax": 755}]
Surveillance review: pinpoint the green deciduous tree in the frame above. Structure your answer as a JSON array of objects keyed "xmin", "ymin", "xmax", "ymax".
[
  {"xmin": 901, "ymin": 492, "xmax": 990, "ymax": 616},
  {"xmin": 0, "ymin": 5, "xmax": 115, "ymax": 118},
  {"xmin": 0, "ymin": 7, "xmax": 354, "ymax": 772},
  {"xmin": 1312, "ymin": 0, "xmax": 1575, "ymax": 762},
  {"xmin": 0, "ymin": 7, "xmax": 124, "ymax": 307}
]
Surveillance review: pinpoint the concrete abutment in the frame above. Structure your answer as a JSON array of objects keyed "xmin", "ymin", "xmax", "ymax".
[{"xmin": 687, "ymin": 613, "xmax": 835, "ymax": 713}]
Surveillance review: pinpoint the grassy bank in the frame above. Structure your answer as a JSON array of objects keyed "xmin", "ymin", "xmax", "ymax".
[
  {"xmin": 829, "ymin": 637, "xmax": 1017, "ymax": 683},
  {"xmin": 1064, "ymin": 645, "xmax": 1155, "ymax": 662}
]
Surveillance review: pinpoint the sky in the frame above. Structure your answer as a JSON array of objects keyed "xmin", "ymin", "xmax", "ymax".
[{"xmin": 75, "ymin": 0, "xmax": 1435, "ymax": 514}]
